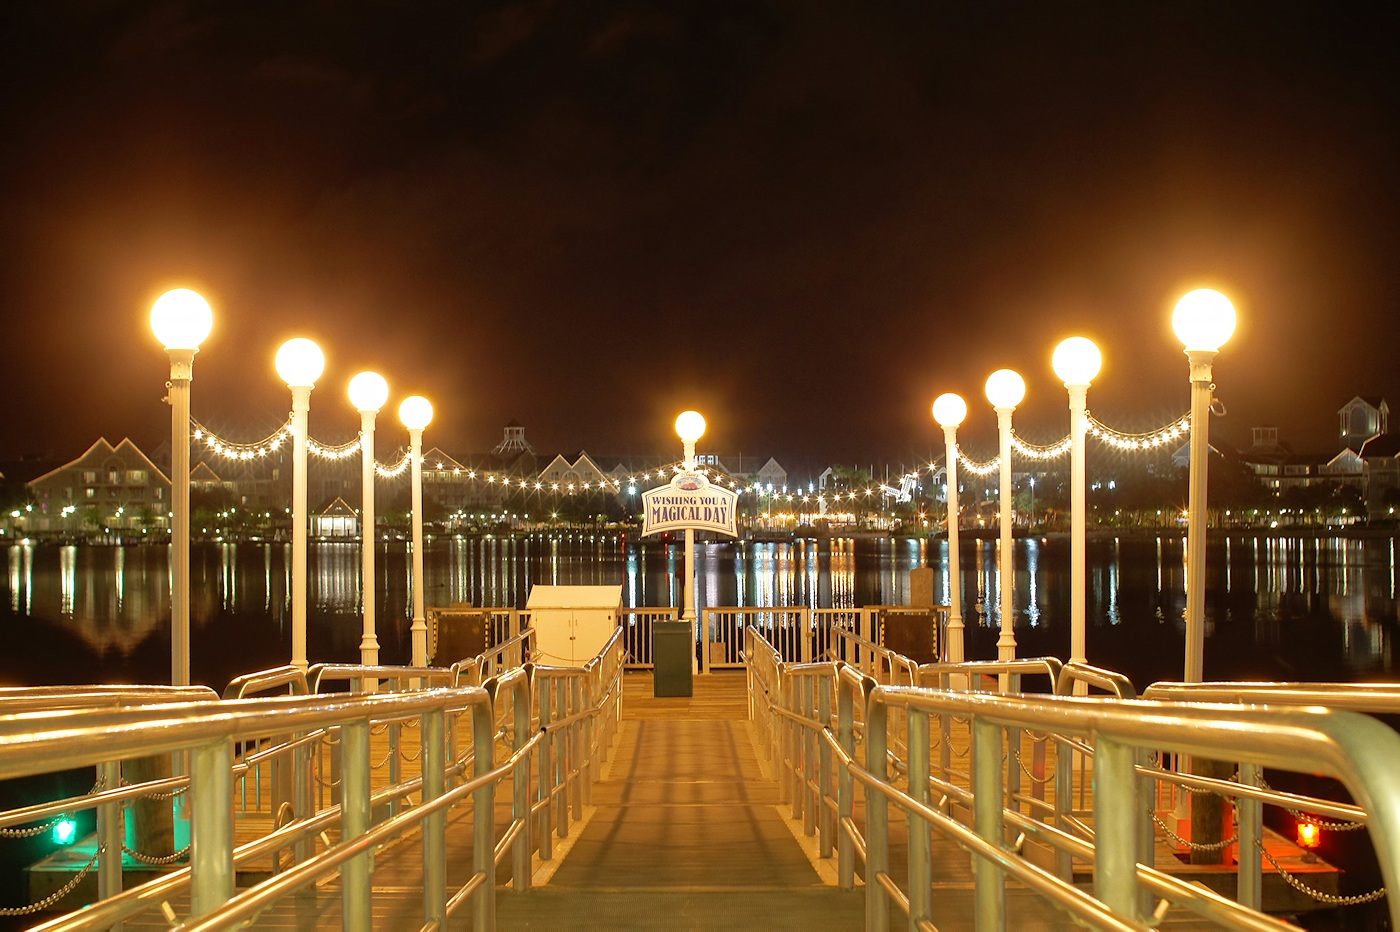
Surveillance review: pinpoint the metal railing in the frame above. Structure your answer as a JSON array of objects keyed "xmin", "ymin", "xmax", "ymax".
[
  {"xmin": 746, "ymin": 631, "xmax": 1400, "ymax": 931},
  {"xmin": 706, "ymin": 604, "xmax": 947, "ymax": 672},
  {"xmin": 3, "ymin": 627, "xmax": 625, "ymax": 928}
]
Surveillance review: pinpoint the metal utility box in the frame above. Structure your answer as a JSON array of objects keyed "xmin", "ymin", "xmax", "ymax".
[
  {"xmin": 526, "ymin": 585, "xmax": 622, "ymax": 667},
  {"xmin": 652, "ymin": 619, "xmax": 694, "ymax": 697},
  {"xmin": 880, "ymin": 611, "xmax": 940, "ymax": 664},
  {"xmin": 428, "ymin": 607, "xmax": 489, "ymax": 665}
]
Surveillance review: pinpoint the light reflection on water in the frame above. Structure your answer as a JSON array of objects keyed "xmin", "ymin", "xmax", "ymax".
[{"xmin": 2, "ymin": 533, "xmax": 1398, "ymax": 688}]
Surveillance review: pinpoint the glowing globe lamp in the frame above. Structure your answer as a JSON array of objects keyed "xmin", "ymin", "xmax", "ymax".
[
  {"xmin": 1172, "ymin": 288, "xmax": 1236, "ymax": 352},
  {"xmin": 932, "ymin": 392, "xmax": 967, "ymax": 428},
  {"xmin": 150, "ymin": 289, "xmax": 213, "ymax": 351},
  {"xmin": 348, "ymin": 371, "xmax": 389, "ymax": 413},
  {"xmin": 1296, "ymin": 821, "xmax": 1320, "ymax": 850},
  {"xmin": 52, "ymin": 817, "xmax": 78, "ymax": 846},
  {"xmin": 399, "ymin": 395, "xmax": 434, "ymax": 430},
  {"xmin": 1052, "ymin": 336, "xmax": 1102, "ymax": 386},
  {"xmin": 985, "ymin": 369, "xmax": 1026, "ymax": 409},
  {"xmin": 675, "ymin": 410, "xmax": 706, "ymax": 443},
  {"xmin": 275, "ymin": 338, "xmax": 325, "ymax": 388}
]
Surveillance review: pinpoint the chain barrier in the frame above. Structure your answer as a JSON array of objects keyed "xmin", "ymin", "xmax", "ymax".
[
  {"xmin": 0, "ymin": 844, "xmax": 104, "ymax": 916},
  {"xmin": 1258, "ymin": 840, "xmax": 1386, "ymax": 906},
  {"xmin": 123, "ymin": 843, "xmax": 192, "ymax": 865},
  {"xmin": 1257, "ymin": 776, "xmax": 1367, "ymax": 832},
  {"xmin": 1011, "ymin": 748, "xmax": 1056, "ymax": 785},
  {"xmin": 0, "ymin": 775, "xmax": 106, "ymax": 839},
  {"xmin": 1151, "ymin": 813, "xmax": 1238, "ymax": 852}
]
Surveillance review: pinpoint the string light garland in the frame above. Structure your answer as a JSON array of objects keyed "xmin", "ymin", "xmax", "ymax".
[
  {"xmin": 1010, "ymin": 432, "xmax": 1072, "ymax": 460},
  {"xmin": 183, "ymin": 410, "xmax": 1192, "ymax": 508},
  {"xmin": 1087, "ymin": 412, "xmax": 1191, "ymax": 451}
]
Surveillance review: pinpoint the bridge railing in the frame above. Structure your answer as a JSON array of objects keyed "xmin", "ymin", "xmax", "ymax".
[
  {"xmin": 1140, "ymin": 680, "xmax": 1400, "ymax": 912},
  {"xmin": 744, "ymin": 632, "xmax": 1400, "ymax": 930},
  {"xmin": 4, "ymin": 627, "xmax": 625, "ymax": 928}
]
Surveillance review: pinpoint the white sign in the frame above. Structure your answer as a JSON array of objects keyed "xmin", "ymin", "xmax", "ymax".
[{"xmin": 641, "ymin": 472, "xmax": 738, "ymax": 537}]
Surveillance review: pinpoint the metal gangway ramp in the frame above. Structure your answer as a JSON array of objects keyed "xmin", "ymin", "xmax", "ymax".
[
  {"xmin": 7, "ymin": 621, "xmax": 1400, "ymax": 929},
  {"xmin": 493, "ymin": 670, "xmax": 868, "ymax": 929}
]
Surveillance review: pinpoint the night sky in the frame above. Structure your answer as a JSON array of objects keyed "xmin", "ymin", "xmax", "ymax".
[{"xmin": 2, "ymin": 2, "xmax": 1398, "ymax": 473}]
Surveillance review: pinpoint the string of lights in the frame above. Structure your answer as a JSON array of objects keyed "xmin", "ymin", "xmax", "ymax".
[
  {"xmin": 1009, "ymin": 432, "xmax": 1073, "ymax": 460},
  {"xmin": 185, "ymin": 410, "xmax": 1192, "ymax": 506},
  {"xmin": 1087, "ymin": 411, "xmax": 1191, "ymax": 450}
]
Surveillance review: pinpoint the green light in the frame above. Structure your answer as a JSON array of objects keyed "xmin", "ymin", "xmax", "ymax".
[{"xmin": 52, "ymin": 818, "xmax": 78, "ymax": 846}]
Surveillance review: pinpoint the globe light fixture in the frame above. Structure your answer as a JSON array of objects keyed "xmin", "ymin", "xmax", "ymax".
[
  {"xmin": 278, "ymin": 337, "xmax": 324, "ymax": 671},
  {"xmin": 1174, "ymin": 289, "xmax": 1235, "ymax": 683},
  {"xmin": 1172, "ymin": 288, "xmax": 1237, "ymax": 353},
  {"xmin": 932, "ymin": 392, "xmax": 967, "ymax": 668},
  {"xmin": 984, "ymin": 369, "xmax": 1024, "ymax": 672},
  {"xmin": 1051, "ymin": 336, "xmax": 1102, "ymax": 387},
  {"xmin": 1052, "ymin": 337, "xmax": 1101, "ymax": 689},
  {"xmin": 150, "ymin": 288, "xmax": 214, "ymax": 351},
  {"xmin": 349, "ymin": 371, "xmax": 390, "ymax": 672},
  {"xmin": 275, "ymin": 337, "xmax": 325, "ymax": 388},
  {"xmin": 676, "ymin": 410, "xmax": 706, "ymax": 470},
  {"xmin": 400, "ymin": 395, "xmax": 434, "ymax": 667},
  {"xmin": 674, "ymin": 409, "xmax": 706, "ymax": 674},
  {"xmin": 151, "ymin": 288, "xmax": 212, "ymax": 686}
]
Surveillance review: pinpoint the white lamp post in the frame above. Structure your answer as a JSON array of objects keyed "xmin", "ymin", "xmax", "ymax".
[
  {"xmin": 1174, "ymin": 289, "xmax": 1236, "ymax": 683},
  {"xmin": 1052, "ymin": 337, "xmax": 1102, "ymax": 689},
  {"xmin": 275, "ymin": 338, "xmax": 325, "ymax": 672},
  {"xmin": 985, "ymin": 369, "xmax": 1025, "ymax": 667},
  {"xmin": 150, "ymin": 288, "xmax": 213, "ymax": 686},
  {"xmin": 400, "ymin": 395, "xmax": 434, "ymax": 668},
  {"xmin": 932, "ymin": 393, "xmax": 967, "ymax": 666},
  {"xmin": 675, "ymin": 410, "xmax": 706, "ymax": 675},
  {"xmin": 348, "ymin": 372, "xmax": 389, "ymax": 668}
]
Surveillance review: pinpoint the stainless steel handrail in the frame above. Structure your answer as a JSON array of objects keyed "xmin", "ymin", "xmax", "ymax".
[{"xmin": 744, "ymin": 628, "xmax": 1400, "ymax": 931}]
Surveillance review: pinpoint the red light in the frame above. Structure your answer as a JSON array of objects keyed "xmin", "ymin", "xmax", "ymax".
[{"xmin": 1296, "ymin": 821, "xmax": 1321, "ymax": 849}]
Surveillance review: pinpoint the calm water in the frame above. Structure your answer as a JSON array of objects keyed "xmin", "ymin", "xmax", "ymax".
[{"xmin": 3, "ymin": 533, "xmax": 1398, "ymax": 693}]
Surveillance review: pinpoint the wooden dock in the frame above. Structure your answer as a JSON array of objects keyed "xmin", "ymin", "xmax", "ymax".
[{"xmin": 28, "ymin": 671, "xmax": 1342, "ymax": 929}]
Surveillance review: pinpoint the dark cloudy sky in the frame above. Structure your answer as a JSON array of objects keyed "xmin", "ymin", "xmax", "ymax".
[{"xmin": 2, "ymin": 2, "xmax": 1398, "ymax": 470}]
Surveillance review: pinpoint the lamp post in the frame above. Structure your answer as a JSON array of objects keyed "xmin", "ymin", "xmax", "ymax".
[
  {"xmin": 1052, "ymin": 336, "xmax": 1102, "ymax": 690},
  {"xmin": 348, "ymin": 372, "xmax": 389, "ymax": 668},
  {"xmin": 932, "ymin": 393, "xmax": 967, "ymax": 666},
  {"xmin": 985, "ymin": 369, "xmax": 1025, "ymax": 667},
  {"xmin": 1174, "ymin": 289, "xmax": 1236, "ymax": 683},
  {"xmin": 400, "ymin": 395, "xmax": 434, "ymax": 668},
  {"xmin": 150, "ymin": 289, "xmax": 213, "ymax": 686},
  {"xmin": 676, "ymin": 410, "xmax": 706, "ymax": 675},
  {"xmin": 275, "ymin": 338, "xmax": 325, "ymax": 672}
]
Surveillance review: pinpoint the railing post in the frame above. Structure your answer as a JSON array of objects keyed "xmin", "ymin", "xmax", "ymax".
[
  {"xmin": 294, "ymin": 730, "xmax": 315, "ymax": 865},
  {"xmin": 570, "ymin": 675, "xmax": 584, "ymax": 821},
  {"xmin": 972, "ymin": 717, "xmax": 1006, "ymax": 930},
  {"xmin": 800, "ymin": 607, "xmax": 812, "ymax": 663},
  {"xmin": 388, "ymin": 720, "xmax": 402, "ymax": 817},
  {"xmin": 837, "ymin": 673, "xmax": 857, "ymax": 890},
  {"xmin": 817, "ymin": 672, "xmax": 834, "ymax": 860},
  {"xmin": 341, "ymin": 719, "xmax": 372, "ymax": 932},
  {"xmin": 97, "ymin": 759, "xmax": 122, "ymax": 906},
  {"xmin": 1237, "ymin": 762, "xmax": 1263, "ymax": 911},
  {"xmin": 701, "ymin": 608, "xmax": 711, "ymax": 674},
  {"xmin": 472, "ymin": 698, "xmax": 498, "ymax": 931},
  {"xmin": 189, "ymin": 738, "xmax": 235, "ymax": 921},
  {"xmin": 513, "ymin": 676, "xmax": 533, "ymax": 891},
  {"xmin": 865, "ymin": 695, "xmax": 890, "ymax": 932},
  {"xmin": 555, "ymin": 678, "xmax": 569, "ymax": 838},
  {"xmin": 537, "ymin": 675, "xmax": 554, "ymax": 862},
  {"xmin": 422, "ymin": 707, "xmax": 447, "ymax": 925},
  {"xmin": 1054, "ymin": 734, "xmax": 1074, "ymax": 882},
  {"xmin": 909, "ymin": 707, "xmax": 933, "ymax": 929},
  {"xmin": 799, "ymin": 675, "xmax": 813, "ymax": 834},
  {"xmin": 1092, "ymin": 734, "xmax": 1140, "ymax": 921}
]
